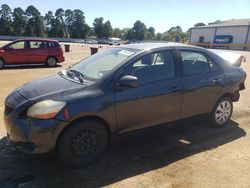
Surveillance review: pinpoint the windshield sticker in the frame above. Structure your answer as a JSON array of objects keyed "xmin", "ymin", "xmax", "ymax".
[{"xmin": 118, "ymin": 50, "xmax": 134, "ymax": 56}]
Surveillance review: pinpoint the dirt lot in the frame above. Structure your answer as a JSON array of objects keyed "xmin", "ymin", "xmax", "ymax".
[{"xmin": 0, "ymin": 42, "xmax": 249, "ymax": 188}]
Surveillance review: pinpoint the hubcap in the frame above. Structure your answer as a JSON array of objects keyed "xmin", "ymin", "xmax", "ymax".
[
  {"xmin": 47, "ymin": 58, "xmax": 56, "ymax": 66},
  {"xmin": 70, "ymin": 129, "xmax": 99, "ymax": 156},
  {"xmin": 215, "ymin": 101, "xmax": 231, "ymax": 124}
]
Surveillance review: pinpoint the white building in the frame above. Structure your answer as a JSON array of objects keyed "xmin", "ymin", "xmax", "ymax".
[{"xmin": 189, "ymin": 19, "xmax": 250, "ymax": 50}]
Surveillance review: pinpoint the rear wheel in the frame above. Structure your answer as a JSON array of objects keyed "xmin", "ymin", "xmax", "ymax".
[
  {"xmin": 0, "ymin": 59, "xmax": 5, "ymax": 69},
  {"xmin": 56, "ymin": 119, "xmax": 108, "ymax": 167},
  {"xmin": 46, "ymin": 57, "xmax": 57, "ymax": 67},
  {"xmin": 210, "ymin": 97, "xmax": 233, "ymax": 127}
]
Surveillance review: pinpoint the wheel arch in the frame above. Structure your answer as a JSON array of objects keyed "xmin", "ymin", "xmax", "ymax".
[
  {"xmin": 217, "ymin": 92, "xmax": 237, "ymax": 103},
  {"xmin": 0, "ymin": 56, "xmax": 5, "ymax": 61},
  {"xmin": 0, "ymin": 56, "xmax": 5, "ymax": 68},
  {"xmin": 0, "ymin": 56, "xmax": 5, "ymax": 63},
  {"xmin": 55, "ymin": 115, "xmax": 112, "ymax": 149}
]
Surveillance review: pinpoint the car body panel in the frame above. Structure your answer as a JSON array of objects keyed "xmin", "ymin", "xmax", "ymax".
[{"xmin": 115, "ymin": 77, "xmax": 183, "ymax": 133}]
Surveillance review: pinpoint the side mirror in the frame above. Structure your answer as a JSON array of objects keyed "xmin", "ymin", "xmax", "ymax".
[{"xmin": 116, "ymin": 75, "xmax": 139, "ymax": 90}]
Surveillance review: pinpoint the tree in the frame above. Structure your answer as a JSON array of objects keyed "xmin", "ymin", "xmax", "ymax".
[
  {"xmin": 25, "ymin": 5, "xmax": 45, "ymax": 36},
  {"xmin": 93, "ymin": 17, "xmax": 104, "ymax": 38},
  {"xmin": 69, "ymin": 9, "xmax": 89, "ymax": 38},
  {"xmin": 12, "ymin": 7, "xmax": 27, "ymax": 36},
  {"xmin": 167, "ymin": 25, "xmax": 185, "ymax": 42},
  {"xmin": 148, "ymin": 27, "xmax": 155, "ymax": 36},
  {"xmin": 55, "ymin": 8, "xmax": 67, "ymax": 37},
  {"xmin": 112, "ymin": 28, "xmax": 121, "ymax": 38},
  {"xmin": 168, "ymin": 25, "xmax": 182, "ymax": 34},
  {"xmin": 154, "ymin": 33, "xmax": 163, "ymax": 40},
  {"xmin": 65, "ymin": 9, "xmax": 73, "ymax": 37},
  {"xmin": 0, "ymin": 4, "xmax": 13, "ymax": 35},
  {"xmin": 123, "ymin": 28, "xmax": 134, "ymax": 40},
  {"xmin": 194, "ymin": 22, "xmax": 205, "ymax": 27},
  {"xmin": 103, "ymin": 20, "xmax": 112, "ymax": 38},
  {"xmin": 161, "ymin": 32, "xmax": 171, "ymax": 41},
  {"xmin": 44, "ymin": 11, "xmax": 54, "ymax": 30},
  {"xmin": 133, "ymin": 20, "xmax": 147, "ymax": 40},
  {"xmin": 146, "ymin": 26, "xmax": 155, "ymax": 40}
]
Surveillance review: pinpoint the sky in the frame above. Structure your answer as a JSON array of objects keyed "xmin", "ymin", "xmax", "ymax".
[{"xmin": 1, "ymin": 0, "xmax": 250, "ymax": 32}]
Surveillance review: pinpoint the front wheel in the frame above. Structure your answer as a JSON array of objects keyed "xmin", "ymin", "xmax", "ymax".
[
  {"xmin": 210, "ymin": 97, "xmax": 233, "ymax": 127},
  {"xmin": 46, "ymin": 57, "xmax": 57, "ymax": 67},
  {"xmin": 0, "ymin": 59, "xmax": 5, "ymax": 69},
  {"xmin": 56, "ymin": 119, "xmax": 108, "ymax": 167}
]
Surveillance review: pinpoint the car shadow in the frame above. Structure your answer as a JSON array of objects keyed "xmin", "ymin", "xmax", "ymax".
[
  {"xmin": 0, "ymin": 120, "xmax": 246, "ymax": 187},
  {"xmin": 2, "ymin": 64, "xmax": 62, "ymax": 70}
]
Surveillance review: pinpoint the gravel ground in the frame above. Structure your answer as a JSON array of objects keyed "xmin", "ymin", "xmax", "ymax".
[{"xmin": 0, "ymin": 42, "xmax": 249, "ymax": 188}]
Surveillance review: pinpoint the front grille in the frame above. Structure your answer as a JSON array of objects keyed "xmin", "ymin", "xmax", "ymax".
[{"xmin": 4, "ymin": 104, "xmax": 14, "ymax": 116}]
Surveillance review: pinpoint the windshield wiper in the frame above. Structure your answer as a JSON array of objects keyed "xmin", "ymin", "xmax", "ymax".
[{"xmin": 67, "ymin": 69, "xmax": 84, "ymax": 83}]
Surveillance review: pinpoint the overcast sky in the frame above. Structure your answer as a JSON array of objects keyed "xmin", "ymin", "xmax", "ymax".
[{"xmin": 1, "ymin": 0, "xmax": 250, "ymax": 32}]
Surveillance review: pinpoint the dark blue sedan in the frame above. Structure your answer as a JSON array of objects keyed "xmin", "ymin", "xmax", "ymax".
[{"xmin": 4, "ymin": 43, "xmax": 246, "ymax": 166}]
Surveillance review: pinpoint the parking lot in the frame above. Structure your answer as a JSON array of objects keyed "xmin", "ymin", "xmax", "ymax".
[{"xmin": 0, "ymin": 42, "xmax": 249, "ymax": 187}]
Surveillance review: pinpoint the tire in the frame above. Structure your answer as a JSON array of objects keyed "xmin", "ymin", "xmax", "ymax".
[
  {"xmin": 210, "ymin": 97, "xmax": 233, "ymax": 127},
  {"xmin": 0, "ymin": 58, "xmax": 5, "ymax": 69},
  {"xmin": 56, "ymin": 119, "xmax": 108, "ymax": 167},
  {"xmin": 46, "ymin": 57, "xmax": 57, "ymax": 67}
]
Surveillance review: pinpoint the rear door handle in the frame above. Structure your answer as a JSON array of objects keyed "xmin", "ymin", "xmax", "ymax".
[
  {"xmin": 170, "ymin": 86, "xmax": 181, "ymax": 93},
  {"xmin": 212, "ymin": 78, "xmax": 222, "ymax": 85}
]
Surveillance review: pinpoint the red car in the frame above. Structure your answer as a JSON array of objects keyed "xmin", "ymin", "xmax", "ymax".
[{"xmin": 0, "ymin": 38, "xmax": 65, "ymax": 69}]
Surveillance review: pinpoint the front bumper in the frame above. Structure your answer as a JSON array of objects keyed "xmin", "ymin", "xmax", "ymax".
[
  {"xmin": 3, "ymin": 90, "xmax": 69, "ymax": 153},
  {"xmin": 4, "ymin": 113, "xmax": 68, "ymax": 153}
]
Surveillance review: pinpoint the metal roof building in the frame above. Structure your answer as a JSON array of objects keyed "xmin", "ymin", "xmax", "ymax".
[{"xmin": 189, "ymin": 19, "xmax": 250, "ymax": 50}]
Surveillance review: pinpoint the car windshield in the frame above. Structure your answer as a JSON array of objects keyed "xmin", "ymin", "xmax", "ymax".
[{"xmin": 68, "ymin": 48, "xmax": 138, "ymax": 81}]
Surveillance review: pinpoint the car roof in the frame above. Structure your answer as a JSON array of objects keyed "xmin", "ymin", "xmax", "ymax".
[
  {"xmin": 13, "ymin": 38, "xmax": 59, "ymax": 42},
  {"xmin": 121, "ymin": 42, "xmax": 203, "ymax": 51}
]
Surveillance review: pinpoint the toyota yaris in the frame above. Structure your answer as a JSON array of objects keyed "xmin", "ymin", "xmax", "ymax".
[{"xmin": 3, "ymin": 43, "xmax": 246, "ymax": 166}]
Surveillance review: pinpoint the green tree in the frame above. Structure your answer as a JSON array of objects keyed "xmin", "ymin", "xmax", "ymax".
[
  {"xmin": 69, "ymin": 9, "xmax": 89, "ymax": 38},
  {"xmin": 133, "ymin": 20, "xmax": 147, "ymax": 40},
  {"xmin": 65, "ymin": 9, "xmax": 74, "ymax": 37},
  {"xmin": 93, "ymin": 17, "xmax": 104, "ymax": 38},
  {"xmin": 25, "ymin": 5, "xmax": 45, "ymax": 36},
  {"xmin": 44, "ymin": 11, "xmax": 54, "ymax": 33},
  {"xmin": 161, "ymin": 32, "xmax": 171, "ymax": 41},
  {"xmin": 55, "ymin": 8, "xmax": 67, "ymax": 37},
  {"xmin": 45, "ymin": 9, "xmax": 66, "ymax": 38},
  {"xmin": 145, "ymin": 27, "xmax": 155, "ymax": 40},
  {"xmin": 0, "ymin": 4, "xmax": 13, "ymax": 35},
  {"xmin": 167, "ymin": 25, "xmax": 184, "ymax": 41},
  {"xmin": 194, "ymin": 22, "xmax": 205, "ymax": 27},
  {"xmin": 125, "ymin": 28, "xmax": 134, "ymax": 40},
  {"xmin": 154, "ymin": 33, "xmax": 163, "ymax": 40},
  {"xmin": 112, "ymin": 28, "xmax": 121, "ymax": 38},
  {"xmin": 103, "ymin": 20, "xmax": 112, "ymax": 38},
  {"xmin": 12, "ymin": 7, "xmax": 27, "ymax": 36}
]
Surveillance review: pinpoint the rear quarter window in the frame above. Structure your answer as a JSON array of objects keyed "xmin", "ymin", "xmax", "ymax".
[{"xmin": 47, "ymin": 42, "xmax": 60, "ymax": 48}]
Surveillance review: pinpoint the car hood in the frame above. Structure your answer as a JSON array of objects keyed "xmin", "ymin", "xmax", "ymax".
[{"xmin": 17, "ymin": 73, "xmax": 86, "ymax": 101}]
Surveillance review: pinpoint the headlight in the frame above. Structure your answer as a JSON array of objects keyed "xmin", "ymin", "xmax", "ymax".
[{"xmin": 27, "ymin": 100, "xmax": 66, "ymax": 119}]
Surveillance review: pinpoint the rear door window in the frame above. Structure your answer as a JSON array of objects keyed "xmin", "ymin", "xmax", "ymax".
[
  {"xmin": 30, "ymin": 41, "xmax": 46, "ymax": 49},
  {"xmin": 180, "ymin": 51, "xmax": 210, "ymax": 75}
]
